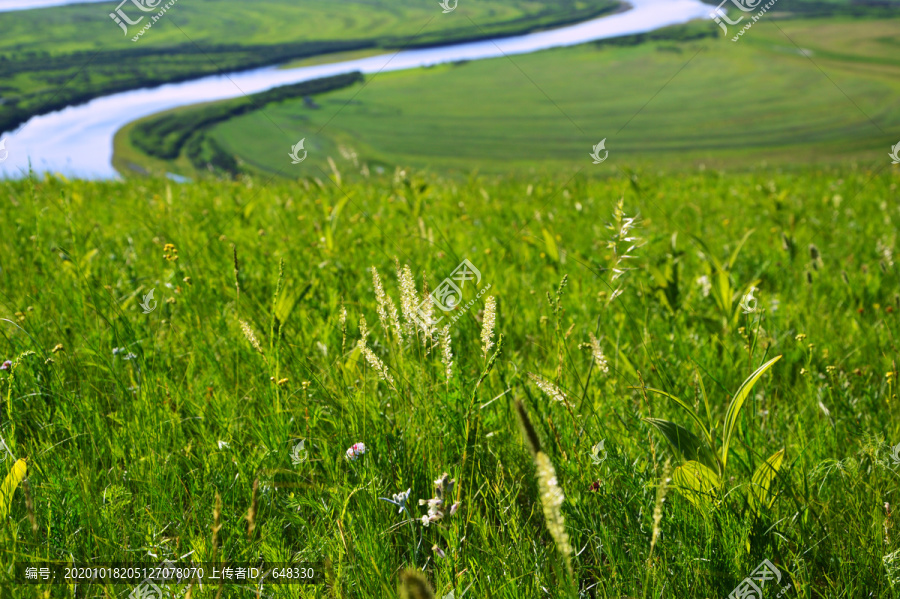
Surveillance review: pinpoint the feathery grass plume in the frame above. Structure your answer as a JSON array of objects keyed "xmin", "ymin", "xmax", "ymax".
[
  {"xmin": 606, "ymin": 198, "xmax": 642, "ymax": 303},
  {"xmin": 240, "ymin": 322, "xmax": 261, "ymax": 351},
  {"xmin": 372, "ymin": 266, "xmax": 392, "ymax": 334},
  {"xmin": 372, "ymin": 265, "xmax": 403, "ymax": 343},
  {"xmin": 481, "ymin": 296, "xmax": 496, "ymax": 358},
  {"xmin": 438, "ymin": 325, "xmax": 453, "ymax": 381},
  {"xmin": 650, "ymin": 459, "xmax": 672, "ymax": 556},
  {"xmin": 339, "ymin": 299, "xmax": 347, "ymax": 354},
  {"xmin": 240, "ymin": 320, "xmax": 266, "ymax": 359},
  {"xmin": 359, "ymin": 315, "xmax": 370, "ymax": 347},
  {"xmin": 528, "ymin": 372, "xmax": 569, "ymax": 406},
  {"xmin": 515, "ymin": 402, "xmax": 573, "ymax": 575},
  {"xmin": 246, "ymin": 478, "xmax": 258, "ymax": 540},
  {"xmin": 358, "ymin": 342, "xmax": 396, "ymax": 389},
  {"xmin": 588, "ymin": 333, "xmax": 609, "ymax": 374},
  {"xmin": 397, "ymin": 262, "xmax": 421, "ymax": 335},
  {"xmin": 211, "ymin": 492, "xmax": 222, "ymax": 563},
  {"xmin": 398, "ymin": 569, "xmax": 435, "ymax": 599},
  {"xmin": 535, "ymin": 452, "xmax": 574, "ymax": 572}
]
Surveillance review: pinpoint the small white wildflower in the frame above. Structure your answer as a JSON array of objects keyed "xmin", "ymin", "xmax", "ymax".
[
  {"xmin": 418, "ymin": 473, "xmax": 456, "ymax": 526},
  {"xmin": 696, "ymin": 275, "xmax": 711, "ymax": 298},
  {"xmin": 379, "ymin": 487, "xmax": 412, "ymax": 514},
  {"xmin": 217, "ymin": 440, "xmax": 229, "ymax": 450}
]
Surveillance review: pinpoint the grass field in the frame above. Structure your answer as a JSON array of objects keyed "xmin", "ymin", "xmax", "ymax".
[
  {"xmin": 0, "ymin": 0, "xmax": 619, "ymax": 135},
  {"xmin": 1, "ymin": 163, "xmax": 899, "ymax": 597},
  {"xmin": 117, "ymin": 17, "xmax": 900, "ymax": 180}
]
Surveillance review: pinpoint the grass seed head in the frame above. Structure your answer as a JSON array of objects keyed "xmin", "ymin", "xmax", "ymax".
[
  {"xmin": 399, "ymin": 569, "xmax": 435, "ymax": 599},
  {"xmin": 528, "ymin": 372, "xmax": 569, "ymax": 406},
  {"xmin": 481, "ymin": 295, "xmax": 497, "ymax": 358}
]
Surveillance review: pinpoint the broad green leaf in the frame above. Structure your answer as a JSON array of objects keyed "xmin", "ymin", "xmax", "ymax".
[
  {"xmin": 344, "ymin": 344, "xmax": 361, "ymax": 374},
  {"xmin": 0, "ymin": 458, "xmax": 27, "ymax": 520},
  {"xmin": 715, "ymin": 269, "xmax": 732, "ymax": 315},
  {"xmin": 748, "ymin": 448, "xmax": 785, "ymax": 516},
  {"xmin": 645, "ymin": 418, "xmax": 719, "ymax": 473},
  {"xmin": 726, "ymin": 229, "xmax": 755, "ymax": 270},
  {"xmin": 721, "ymin": 355, "xmax": 782, "ymax": 472},
  {"xmin": 274, "ymin": 282, "xmax": 311, "ymax": 328},
  {"xmin": 673, "ymin": 460, "xmax": 720, "ymax": 512},
  {"xmin": 542, "ymin": 228, "xmax": 559, "ymax": 262},
  {"xmin": 644, "ymin": 388, "xmax": 712, "ymax": 446}
]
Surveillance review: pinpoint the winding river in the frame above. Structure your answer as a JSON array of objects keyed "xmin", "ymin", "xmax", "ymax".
[{"xmin": 0, "ymin": 0, "xmax": 711, "ymax": 179}]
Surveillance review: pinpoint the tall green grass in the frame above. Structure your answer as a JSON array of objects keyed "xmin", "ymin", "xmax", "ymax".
[{"xmin": 0, "ymin": 164, "xmax": 898, "ymax": 597}]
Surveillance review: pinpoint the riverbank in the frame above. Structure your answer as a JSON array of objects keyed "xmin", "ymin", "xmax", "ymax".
[{"xmin": 0, "ymin": 0, "xmax": 619, "ymax": 137}]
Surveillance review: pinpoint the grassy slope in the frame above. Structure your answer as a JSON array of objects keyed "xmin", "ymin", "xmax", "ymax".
[
  {"xmin": 0, "ymin": 165, "xmax": 899, "ymax": 597},
  {"xmin": 189, "ymin": 17, "xmax": 900, "ymax": 177},
  {"xmin": 0, "ymin": 0, "xmax": 618, "ymax": 133}
]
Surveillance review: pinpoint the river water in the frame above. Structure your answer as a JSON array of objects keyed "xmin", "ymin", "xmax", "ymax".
[
  {"xmin": 0, "ymin": 0, "xmax": 711, "ymax": 179},
  {"xmin": 0, "ymin": 0, "xmax": 106, "ymax": 11}
]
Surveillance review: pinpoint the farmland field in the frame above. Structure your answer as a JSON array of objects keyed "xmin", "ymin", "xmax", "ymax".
[
  {"xmin": 0, "ymin": 0, "xmax": 619, "ymax": 134},
  {"xmin": 118, "ymin": 17, "xmax": 900, "ymax": 179}
]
